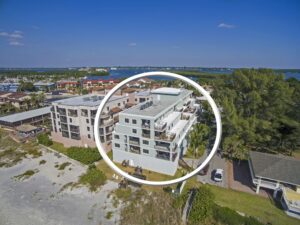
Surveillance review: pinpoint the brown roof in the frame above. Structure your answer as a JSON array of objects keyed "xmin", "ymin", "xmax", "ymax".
[
  {"xmin": 122, "ymin": 88, "xmax": 137, "ymax": 93},
  {"xmin": 7, "ymin": 92, "xmax": 28, "ymax": 99},
  {"xmin": 111, "ymin": 107, "xmax": 122, "ymax": 114}
]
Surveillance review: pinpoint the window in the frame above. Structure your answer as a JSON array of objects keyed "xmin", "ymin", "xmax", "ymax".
[
  {"xmin": 143, "ymin": 140, "xmax": 149, "ymax": 145},
  {"xmin": 132, "ymin": 119, "xmax": 137, "ymax": 124},
  {"xmin": 132, "ymin": 129, "xmax": 137, "ymax": 134},
  {"xmin": 86, "ymin": 119, "xmax": 89, "ymax": 123},
  {"xmin": 118, "ymin": 103, "xmax": 121, "ymax": 106},
  {"xmin": 87, "ymin": 126, "xmax": 90, "ymax": 131},
  {"xmin": 135, "ymin": 98, "xmax": 137, "ymax": 102},
  {"xmin": 57, "ymin": 114, "xmax": 59, "ymax": 118},
  {"xmin": 114, "ymin": 135, "xmax": 120, "ymax": 139},
  {"xmin": 143, "ymin": 149, "xmax": 149, "ymax": 154},
  {"xmin": 59, "ymin": 128, "xmax": 61, "ymax": 132},
  {"xmin": 58, "ymin": 122, "xmax": 60, "ymax": 125},
  {"xmin": 127, "ymin": 99, "xmax": 129, "ymax": 102},
  {"xmin": 115, "ymin": 143, "xmax": 120, "ymax": 148},
  {"xmin": 69, "ymin": 118, "xmax": 72, "ymax": 123},
  {"xmin": 107, "ymin": 106, "xmax": 109, "ymax": 111},
  {"xmin": 125, "ymin": 118, "xmax": 129, "ymax": 123},
  {"xmin": 88, "ymin": 134, "xmax": 91, "ymax": 139}
]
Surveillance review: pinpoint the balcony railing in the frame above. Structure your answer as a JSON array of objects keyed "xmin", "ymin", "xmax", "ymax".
[
  {"xmin": 142, "ymin": 132, "xmax": 150, "ymax": 138},
  {"xmin": 100, "ymin": 119, "xmax": 114, "ymax": 126},
  {"xmin": 154, "ymin": 122, "xmax": 167, "ymax": 131},
  {"xmin": 155, "ymin": 132, "xmax": 176, "ymax": 142},
  {"xmin": 129, "ymin": 146, "xmax": 141, "ymax": 154},
  {"xmin": 129, "ymin": 140, "xmax": 140, "ymax": 146}
]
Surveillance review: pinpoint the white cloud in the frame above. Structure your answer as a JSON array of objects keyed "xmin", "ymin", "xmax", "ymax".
[
  {"xmin": 0, "ymin": 32, "xmax": 9, "ymax": 37},
  {"xmin": 9, "ymin": 41, "xmax": 24, "ymax": 46},
  {"xmin": 31, "ymin": 25, "xmax": 39, "ymax": 30},
  {"xmin": 218, "ymin": 23, "xmax": 236, "ymax": 29},
  {"xmin": 0, "ymin": 30, "xmax": 24, "ymax": 46},
  {"xmin": 128, "ymin": 42, "xmax": 137, "ymax": 47}
]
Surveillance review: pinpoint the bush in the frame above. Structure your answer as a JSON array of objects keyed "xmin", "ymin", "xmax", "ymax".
[
  {"xmin": 79, "ymin": 168, "xmax": 106, "ymax": 191},
  {"xmin": 37, "ymin": 133, "xmax": 53, "ymax": 146},
  {"xmin": 213, "ymin": 204, "xmax": 264, "ymax": 225},
  {"xmin": 66, "ymin": 147, "xmax": 101, "ymax": 164},
  {"xmin": 188, "ymin": 186, "xmax": 215, "ymax": 224}
]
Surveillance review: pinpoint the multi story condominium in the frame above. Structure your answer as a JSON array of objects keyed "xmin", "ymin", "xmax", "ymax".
[
  {"xmin": 51, "ymin": 94, "xmax": 128, "ymax": 148},
  {"xmin": 112, "ymin": 88, "xmax": 198, "ymax": 175}
]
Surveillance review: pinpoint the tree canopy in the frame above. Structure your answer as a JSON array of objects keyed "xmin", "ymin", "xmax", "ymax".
[{"xmin": 212, "ymin": 69, "xmax": 300, "ymax": 159}]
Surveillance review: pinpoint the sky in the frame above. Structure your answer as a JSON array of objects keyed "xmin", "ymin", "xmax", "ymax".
[{"xmin": 0, "ymin": 0, "xmax": 299, "ymax": 68}]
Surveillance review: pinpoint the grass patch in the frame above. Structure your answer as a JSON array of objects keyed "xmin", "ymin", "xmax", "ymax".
[
  {"xmin": 78, "ymin": 167, "xmax": 107, "ymax": 191},
  {"xmin": 50, "ymin": 142, "xmax": 101, "ymax": 165},
  {"xmin": 105, "ymin": 211, "xmax": 113, "ymax": 220},
  {"xmin": 58, "ymin": 162, "xmax": 71, "ymax": 170},
  {"xmin": 209, "ymin": 184, "xmax": 300, "ymax": 225},
  {"xmin": 39, "ymin": 159, "xmax": 46, "ymax": 165},
  {"xmin": 14, "ymin": 169, "xmax": 38, "ymax": 180}
]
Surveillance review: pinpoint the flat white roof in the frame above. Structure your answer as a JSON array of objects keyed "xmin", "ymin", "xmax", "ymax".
[
  {"xmin": 0, "ymin": 106, "xmax": 51, "ymax": 123},
  {"xmin": 151, "ymin": 87, "xmax": 181, "ymax": 95}
]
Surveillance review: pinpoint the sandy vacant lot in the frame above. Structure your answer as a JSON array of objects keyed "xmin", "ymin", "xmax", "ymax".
[{"xmin": 0, "ymin": 147, "xmax": 120, "ymax": 225}]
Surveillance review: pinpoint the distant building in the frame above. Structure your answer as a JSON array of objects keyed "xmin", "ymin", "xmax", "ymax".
[
  {"xmin": 0, "ymin": 106, "xmax": 51, "ymax": 128},
  {"xmin": 126, "ymin": 78, "xmax": 153, "ymax": 88},
  {"xmin": 112, "ymin": 88, "xmax": 198, "ymax": 175},
  {"xmin": 0, "ymin": 82, "xmax": 19, "ymax": 92},
  {"xmin": 248, "ymin": 151, "xmax": 300, "ymax": 219},
  {"xmin": 34, "ymin": 81, "xmax": 56, "ymax": 91},
  {"xmin": 56, "ymin": 80, "xmax": 80, "ymax": 90},
  {"xmin": 0, "ymin": 92, "xmax": 31, "ymax": 111},
  {"xmin": 50, "ymin": 94, "xmax": 129, "ymax": 148},
  {"xmin": 82, "ymin": 77, "xmax": 118, "ymax": 90}
]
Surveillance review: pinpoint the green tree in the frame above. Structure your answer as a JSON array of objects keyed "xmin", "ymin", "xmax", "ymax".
[{"xmin": 213, "ymin": 69, "xmax": 300, "ymax": 158}]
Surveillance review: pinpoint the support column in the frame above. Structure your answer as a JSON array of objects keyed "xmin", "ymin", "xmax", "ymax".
[{"xmin": 256, "ymin": 178, "xmax": 261, "ymax": 194}]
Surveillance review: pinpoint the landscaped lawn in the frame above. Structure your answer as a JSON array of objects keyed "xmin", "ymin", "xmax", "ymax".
[
  {"xmin": 209, "ymin": 185, "xmax": 300, "ymax": 225},
  {"xmin": 50, "ymin": 142, "xmax": 68, "ymax": 154}
]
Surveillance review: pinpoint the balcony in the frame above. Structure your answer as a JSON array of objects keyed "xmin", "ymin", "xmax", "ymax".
[
  {"xmin": 181, "ymin": 113, "xmax": 190, "ymax": 120},
  {"xmin": 129, "ymin": 145, "xmax": 141, "ymax": 154},
  {"xmin": 81, "ymin": 109, "xmax": 88, "ymax": 117},
  {"xmin": 58, "ymin": 108, "xmax": 66, "ymax": 116},
  {"xmin": 71, "ymin": 132, "xmax": 80, "ymax": 140},
  {"xmin": 105, "ymin": 126, "xmax": 114, "ymax": 134},
  {"xmin": 69, "ymin": 125, "xmax": 80, "ymax": 133},
  {"xmin": 142, "ymin": 129, "xmax": 150, "ymax": 138},
  {"xmin": 155, "ymin": 132, "xmax": 176, "ymax": 142},
  {"xmin": 100, "ymin": 119, "xmax": 114, "ymax": 127},
  {"xmin": 129, "ymin": 137, "xmax": 140, "ymax": 146},
  {"xmin": 183, "ymin": 106, "xmax": 196, "ymax": 114},
  {"xmin": 60, "ymin": 116, "xmax": 67, "ymax": 123},
  {"xmin": 154, "ymin": 121, "xmax": 167, "ymax": 131},
  {"xmin": 156, "ymin": 151, "xmax": 170, "ymax": 160},
  {"xmin": 68, "ymin": 109, "xmax": 78, "ymax": 117},
  {"xmin": 142, "ymin": 119, "xmax": 150, "ymax": 129},
  {"xmin": 100, "ymin": 110, "xmax": 112, "ymax": 119},
  {"xmin": 154, "ymin": 142, "xmax": 170, "ymax": 151}
]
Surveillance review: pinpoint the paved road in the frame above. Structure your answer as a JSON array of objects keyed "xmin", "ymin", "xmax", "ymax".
[{"xmin": 196, "ymin": 153, "xmax": 228, "ymax": 188}]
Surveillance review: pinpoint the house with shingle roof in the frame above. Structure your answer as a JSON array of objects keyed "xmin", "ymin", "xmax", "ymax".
[{"xmin": 248, "ymin": 151, "xmax": 300, "ymax": 219}]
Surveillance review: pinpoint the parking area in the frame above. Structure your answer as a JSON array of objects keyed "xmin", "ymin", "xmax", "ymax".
[{"xmin": 196, "ymin": 153, "xmax": 229, "ymax": 188}]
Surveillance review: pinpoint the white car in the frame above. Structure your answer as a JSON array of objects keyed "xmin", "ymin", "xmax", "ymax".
[{"xmin": 213, "ymin": 169, "xmax": 224, "ymax": 182}]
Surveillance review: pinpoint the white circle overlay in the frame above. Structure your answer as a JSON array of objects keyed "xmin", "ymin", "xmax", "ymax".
[{"xmin": 94, "ymin": 71, "xmax": 222, "ymax": 186}]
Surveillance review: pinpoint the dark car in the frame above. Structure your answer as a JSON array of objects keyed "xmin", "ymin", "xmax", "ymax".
[{"xmin": 198, "ymin": 164, "xmax": 210, "ymax": 176}]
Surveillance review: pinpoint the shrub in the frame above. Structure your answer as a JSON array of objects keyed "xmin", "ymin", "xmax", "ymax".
[
  {"xmin": 188, "ymin": 186, "xmax": 215, "ymax": 224},
  {"xmin": 79, "ymin": 168, "xmax": 107, "ymax": 191},
  {"xmin": 213, "ymin": 204, "xmax": 264, "ymax": 225},
  {"xmin": 66, "ymin": 147, "xmax": 101, "ymax": 164},
  {"xmin": 37, "ymin": 133, "xmax": 53, "ymax": 146}
]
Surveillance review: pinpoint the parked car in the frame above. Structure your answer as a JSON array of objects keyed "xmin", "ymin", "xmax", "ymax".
[
  {"xmin": 198, "ymin": 164, "xmax": 210, "ymax": 176},
  {"xmin": 213, "ymin": 169, "xmax": 224, "ymax": 182}
]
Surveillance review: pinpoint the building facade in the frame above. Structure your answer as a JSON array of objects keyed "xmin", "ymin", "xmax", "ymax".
[
  {"xmin": 50, "ymin": 94, "xmax": 129, "ymax": 148},
  {"xmin": 112, "ymin": 88, "xmax": 198, "ymax": 175}
]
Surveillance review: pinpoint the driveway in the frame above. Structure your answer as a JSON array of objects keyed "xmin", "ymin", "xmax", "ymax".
[{"xmin": 184, "ymin": 152, "xmax": 228, "ymax": 188}]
